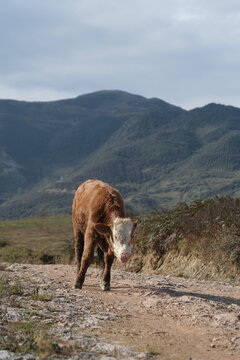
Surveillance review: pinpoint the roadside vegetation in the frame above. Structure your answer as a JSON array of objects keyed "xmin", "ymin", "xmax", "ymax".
[
  {"xmin": 130, "ymin": 196, "xmax": 240, "ymax": 284},
  {"xmin": 0, "ymin": 196, "xmax": 239, "ymax": 284}
]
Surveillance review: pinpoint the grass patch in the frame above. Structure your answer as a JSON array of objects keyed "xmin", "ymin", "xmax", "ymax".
[
  {"xmin": 0, "ymin": 239, "xmax": 9, "ymax": 248},
  {"xmin": 148, "ymin": 349, "xmax": 161, "ymax": 355},
  {"xmin": 30, "ymin": 287, "xmax": 53, "ymax": 302},
  {"xmin": 176, "ymin": 273, "xmax": 190, "ymax": 279},
  {"xmin": 0, "ymin": 276, "xmax": 23, "ymax": 297},
  {"xmin": 35, "ymin": 331, "xmax": 62, "ymax": 359},
  {"xmin": 0, "ymin": 322, "xmax": 61, "ymax": 357},
  {"xmin": 0, "ymin": 213, "xmax": 73, "ymax": 264},
  {"xmin": 0, "ymin": 322, "xmax": 36, "ymax": 353},
  {"xmin": 25, "ymin": 310, "xmax": 39, "ymax": 316}
]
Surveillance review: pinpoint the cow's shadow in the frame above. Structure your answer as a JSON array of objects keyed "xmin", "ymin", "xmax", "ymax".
[
  {"xmin": 79, "ymin": 283, "xmax": 240, "ymax": 307},
  {"xmin": 135, "ymin": 284, "xmax": 240, "ymax": 307},
  {"xmin": 78, "ymin": 273, "xmax": 240, "ymax": 307}
]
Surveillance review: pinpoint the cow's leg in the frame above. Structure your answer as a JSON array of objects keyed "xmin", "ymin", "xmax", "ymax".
[
  {"xmin": 97, "ymin": 246, "xmax": 104, "ymax": 268},
  {"xmin": 95, "ymin": 240, "xmax": 113, "ymax": 291},
  {"xmin": 100, "ymin": 251, "xmax": 114, "ymax": 291},
  {"xmin": 95, "ymin": 245, "xmax": 104, "ymax": 275},
  {"xmin": 74, "ymin": 228, "xmax": 95, "ymax": 289},
  {"xmin": 74, "ymin": 230, "xmax": 84, "ymax": 273}
]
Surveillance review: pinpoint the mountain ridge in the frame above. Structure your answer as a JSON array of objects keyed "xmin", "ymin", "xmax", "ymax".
[{"xmin": 0, "ymin": 90, "xmax": 240, "ymax": 219}]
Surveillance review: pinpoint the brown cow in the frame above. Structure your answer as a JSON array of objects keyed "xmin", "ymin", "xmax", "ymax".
[{"xmin": 72, "ymin": 179, "xmax": 138, "ymax": 290}]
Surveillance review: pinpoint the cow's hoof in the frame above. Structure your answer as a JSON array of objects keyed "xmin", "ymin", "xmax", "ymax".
[
  {"xmin": 73, "ymin": 283, "xmax": 82, "ymax": 289},
  {"xmin": 100, "ymin": 282, "xmax": 110, "ymax": 291}
]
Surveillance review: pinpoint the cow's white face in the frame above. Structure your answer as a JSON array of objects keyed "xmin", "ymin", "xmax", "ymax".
[
  {"xmin": 112, "ymin": 218, "xmax": 134, "ymax": 263},
  {"xmin": 95, "ymin": 218, "xmax": 138, "ymax": 263}
]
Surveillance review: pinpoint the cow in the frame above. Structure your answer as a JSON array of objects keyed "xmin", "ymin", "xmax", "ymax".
[{"xmin": 72, "ymin": 179, "xmax": 138, "ymax": 291}]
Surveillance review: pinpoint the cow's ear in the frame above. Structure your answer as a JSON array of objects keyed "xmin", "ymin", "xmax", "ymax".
[
  {"xmin": 95, "ymin": 223, "xmax": 112, "ymax": 236},
  {"xmin": 132, "ymin": 219, "xmax": 138, "ymax": 231}
]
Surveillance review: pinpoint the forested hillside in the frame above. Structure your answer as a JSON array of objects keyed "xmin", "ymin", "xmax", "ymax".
[{"xmin": 1, "ymin": 90, "xmax": 240, "ymax": 219}]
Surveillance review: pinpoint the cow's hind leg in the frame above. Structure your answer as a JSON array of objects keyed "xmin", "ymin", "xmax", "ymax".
[
  {"xmin": 100, "ymin": 252, "xmax": 114, "ymax": 291},
  {"xmin": 74, "ymin": 228, "xmax": 95, "ymax": 289},
  {"xmin": 97, "ymin": 246, "xmax": 104, "ymax": 264},
  {"xmin": 74, "ymin": 231, "xmax": 84, "ymax": 273},
  {"xmin": 96, "ymin": 246, "xmax": 104, "ymax": 272}
]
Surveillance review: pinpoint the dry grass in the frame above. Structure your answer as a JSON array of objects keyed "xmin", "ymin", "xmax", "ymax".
[{"xmin": 131, "ymin": 196, "xmax": 240, "ymax": 283}]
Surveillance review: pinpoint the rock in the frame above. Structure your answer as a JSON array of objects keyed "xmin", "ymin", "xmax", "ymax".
[
  {"xmin": 142, "ymin": 297, "xmax": 159, "ymax": 308},
  {"xmin": 93, "ymin": 343, "xmax": 149, "ymax": 359},
  {"xmin": 0, "ymin": 351, "xmax": 15, "ymax": 360},
  {"xmin": 0, "ymin": 352, "xmax": 36, "ymax": 360},
  {"xmin": 6, "ymin": 308, "xmax": 23, "ymax": 321},
  {"xmin": 178, "ymin": 295, "xmax": 193, "ymax": 302},
  {"xmin": 214, "ymin": 313, "xmax": 239, "ymax": 327},
  {"xmin": 231, "ymin": 336, "xmax": 240, "ymax": 346}
]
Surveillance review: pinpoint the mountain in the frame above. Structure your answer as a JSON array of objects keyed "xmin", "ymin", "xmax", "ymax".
[{"xmin": 0, "ymin": 90, "xmax": 240, "ymax": 219}]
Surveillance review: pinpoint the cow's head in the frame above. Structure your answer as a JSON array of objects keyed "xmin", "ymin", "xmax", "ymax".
[{"xmin": 95, "ymin": 218, "xmax": 138, "ymax": 263}]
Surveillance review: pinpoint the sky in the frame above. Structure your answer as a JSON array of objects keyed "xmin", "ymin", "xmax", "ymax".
[{"xmin": 1, "ymin": 0, "xmax": 240, "ymax": 109}]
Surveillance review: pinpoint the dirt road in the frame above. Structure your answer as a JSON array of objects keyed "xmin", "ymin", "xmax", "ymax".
[{"xmin": 1, "ymin": 264, "xmax": 240, "ymax": 359}]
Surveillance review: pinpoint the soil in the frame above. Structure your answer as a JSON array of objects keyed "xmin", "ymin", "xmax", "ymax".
[{"xmin": 1, "ymin": 263, "xmax": 240, "ymax": 360}]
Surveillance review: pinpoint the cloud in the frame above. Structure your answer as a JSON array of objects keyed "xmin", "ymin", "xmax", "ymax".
[{"xmin": 0, "ymin": 0, "xmax": 240, "ymax": 108}]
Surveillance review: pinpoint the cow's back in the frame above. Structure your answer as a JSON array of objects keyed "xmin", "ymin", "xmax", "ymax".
[{"xmin": 72, "ymin": 179, "xmax": 125, "ymax": 233}]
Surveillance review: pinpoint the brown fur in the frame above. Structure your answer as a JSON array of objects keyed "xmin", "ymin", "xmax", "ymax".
[{"xmin": 72, "ymin": 179, "xmax": 135, "ymax": 291}]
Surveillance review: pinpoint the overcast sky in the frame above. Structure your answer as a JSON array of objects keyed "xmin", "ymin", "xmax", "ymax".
[{"xmin": 0, "ymin": 0, "xmax": 240, "ymax": 109}]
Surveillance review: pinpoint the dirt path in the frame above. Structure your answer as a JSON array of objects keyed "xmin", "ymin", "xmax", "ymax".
[{"xmin": 1, "ymin": 264, "xmax": 240, "ymax": 359}]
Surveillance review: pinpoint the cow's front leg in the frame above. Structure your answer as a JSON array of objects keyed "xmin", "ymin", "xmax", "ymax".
[
  {"xmin": 74, "ymin": 230, "xmax": 84, "ymax": 274},
  {"xmin": 74, "ymin": 229, "xmax": 95, "ymax": 289},
  {"xmin": 100, "ymin": 252, "xmax": 114, "ymax": 291}
]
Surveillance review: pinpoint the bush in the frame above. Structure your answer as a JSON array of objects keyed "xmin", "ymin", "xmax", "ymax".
[{"xmin": 134, "ymin": 196, "xmax": 240, "ymax": 271}]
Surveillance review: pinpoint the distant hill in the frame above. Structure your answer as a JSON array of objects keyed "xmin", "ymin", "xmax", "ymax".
[{"xmin": 0, "ymin": 90, "xmax": 240, "ymax": 219}]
